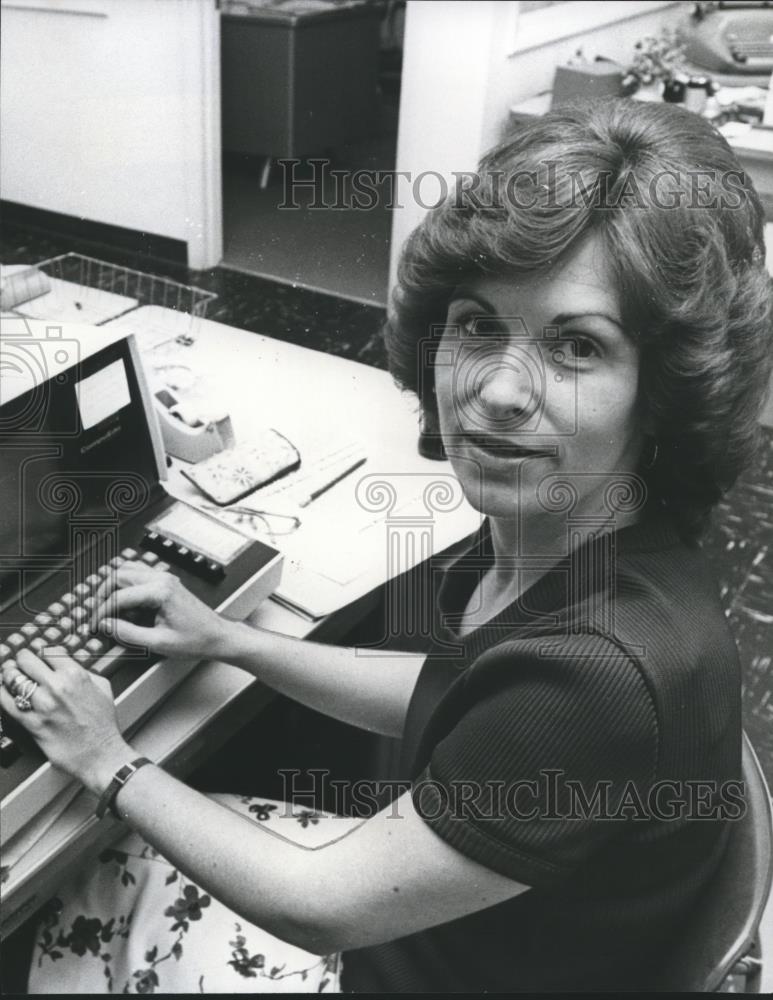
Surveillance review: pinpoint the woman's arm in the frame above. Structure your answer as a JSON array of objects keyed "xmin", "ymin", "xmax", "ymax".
[
  {"xmin": 92, "ymin": 563, "xmax": 424, "ymax": 738},
  {"xmin": 1, "ymin": 649, "xmax": 529, "ymax": 955},
  {"xmin": 219, "ymin": 621, "xmax": 425, "ymax": 739}
]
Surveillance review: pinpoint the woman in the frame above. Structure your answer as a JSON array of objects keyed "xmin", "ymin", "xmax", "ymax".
[{"xmin": 4, "ymin": 99, "xmax": 772, "ymax": 993}]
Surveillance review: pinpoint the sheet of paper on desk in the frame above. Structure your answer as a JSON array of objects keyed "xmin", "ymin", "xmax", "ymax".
[
  {"xmin": 160, "ymin": 458, "xmax": 481, "ymax": 620},
  {"xmin": 105, "ymin": 304, "xmax": 205, "ymax": 352},
  {"xmin": 12, "ymin": 276, "xmax": 139, "ymax": 326},
  {"xmin": 273, "ymin": 481, "xmax": 481, "ymax": 618}
]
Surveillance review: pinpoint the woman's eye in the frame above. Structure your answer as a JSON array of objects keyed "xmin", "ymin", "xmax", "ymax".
[
  {"xmin": 457, "ymin": 315, "xmax": 500, "ymax": 337},
  {"xmin": 554, "ymin": 336, "xmax": 599, "ymax": 361}
]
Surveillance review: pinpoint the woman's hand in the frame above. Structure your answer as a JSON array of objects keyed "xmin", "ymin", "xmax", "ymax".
[
  {"xmin": 91, "ymin": 563, "xmax": 229, "ymax": 661},
  {"xmin": 0, "ymin": 649, "xmax": 132, "ymax": 792}
]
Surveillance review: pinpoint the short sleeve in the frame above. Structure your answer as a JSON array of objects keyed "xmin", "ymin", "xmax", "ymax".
[{"xmin": 410, "ymin": 633, "xmax": 659, "ymax": 889}]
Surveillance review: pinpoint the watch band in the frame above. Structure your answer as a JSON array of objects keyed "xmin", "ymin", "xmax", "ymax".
[{"xmin": 95, "ymin": 757, "xmax": 153, "ymax": 820}]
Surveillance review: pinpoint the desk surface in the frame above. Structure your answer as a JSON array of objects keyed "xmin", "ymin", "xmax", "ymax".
[{"xmin": 1, "ymin": 311, "xmax": 480, "ymax": 937}]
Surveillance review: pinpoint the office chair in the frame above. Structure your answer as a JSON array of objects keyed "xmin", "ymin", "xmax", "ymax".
[{"xmin": 657, "ymin": 732, "xmax": 773, "ymax": 992}]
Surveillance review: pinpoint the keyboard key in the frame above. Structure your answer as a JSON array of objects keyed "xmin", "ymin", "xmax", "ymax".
[
  {"xmin": 156, "ymin": 562, "xmax": 171, "ymax": 573},
  {"xmin": 73, "ymin": 649, "xmax": 92, "ymax": 666},
  {"xmin": 83, "ymin": 597, "xmax": 96, "ymax": 611},
  {"xmin": 60, "ymin": 593, "xmax": 77, "ymax": 608},
  {"xmin": 98, "ymin": 565, "xmax": 112, "ymax": 578},
  {"xmin": 0, "ymin": 644, "xmax": 10, "ymax": 661},
  {"xmin": 63, "ymin": 635, "xmax": 81, "ymax": 653},
  {"xmin": 4, "ymin": 658, "xmax": 17, "ymax": 671},
  {"xmin": 29, "ymin": 638, "xmax": 46, "ymax": 653},
  {"xmin": 85, "ymin": 574, "xmax": 102, "ymax": 589},
  {"xmin": 76, "ymin": 624, "xmax": 91, "ymax": 638},
  {"xmin": 20, "ymin": 624, "xmax": 38, "ymax": 639},
  {"xmin": 110, "ymin": 556, "xmax": 125, "ymax": 569},
  {"xmin": 43, "ymin": 627, "xmax": 62, "ymax": 643},
  {"xmin": 58, "ymin": 616, "xmax": 74, "ymax": 633},
  {"xmin": 142, "ymin": 551, "xmax": 160, "ymax": 566},
  {"xmin": 84, "ymin": 638, "xmax": 106, "ymax": 656},
  {"xmin": 47, "ymin": 602, "xmax": 65, "ymax": 617},
  {"xmin": 71, "ymin": 607, "xmax": 87, "ymax": 623},
  {"xmin": 74, "ymin": 583, "xmax": 90, "ymax": 598},
  {"xmin": 7, "ymin": 634, "xmax": 25, "ymax": 651},
  {"xmin": 34, "ymin": 612, "xmax": 53, "ymax": 627},
  {"xmin": 121, "ymin": 548, "xmax": 138, "ymax": 560}
]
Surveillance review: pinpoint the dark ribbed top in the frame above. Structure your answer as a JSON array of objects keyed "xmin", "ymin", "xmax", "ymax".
[{"xmin": 342, "ymin": 510, "xmax": 742, "ymax": 992}]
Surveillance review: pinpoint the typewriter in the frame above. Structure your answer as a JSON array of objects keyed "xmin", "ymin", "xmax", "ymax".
[
  {"xmin": 683, "ymin": 1, "xmax": 773, "ymax": 75},
  {"xmin": 0, "ymin": 316, "xmax": 283, "ymax": 842}
]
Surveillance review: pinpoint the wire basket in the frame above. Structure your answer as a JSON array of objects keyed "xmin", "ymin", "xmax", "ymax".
[{"xmin": 5, "ymin": 253, "xmax": 217, "ymax": 336}]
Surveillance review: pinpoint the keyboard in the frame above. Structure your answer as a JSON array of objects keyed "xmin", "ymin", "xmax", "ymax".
[
  {"xmin": 0, "ymin": 547, "xmax": 169, "ymax": 767},
  {"xmin": 0, "ymin": 493, "xmax": 283, "ymax": 843}
]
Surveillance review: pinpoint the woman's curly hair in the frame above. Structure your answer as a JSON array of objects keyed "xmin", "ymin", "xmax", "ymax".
[{"xmin": 385, "ymin": 98, "xmax": 773, "ymax": 543}]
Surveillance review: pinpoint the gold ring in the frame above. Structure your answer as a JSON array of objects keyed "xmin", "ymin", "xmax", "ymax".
[{"xmin": 15, "ymin": 678, "xmax": 38, "ymax": 712}]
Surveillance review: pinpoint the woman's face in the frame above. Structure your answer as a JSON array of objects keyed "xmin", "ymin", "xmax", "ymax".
[{"xmin": 435, "ymin": 232, "xmax": 646, "ymax": 524}]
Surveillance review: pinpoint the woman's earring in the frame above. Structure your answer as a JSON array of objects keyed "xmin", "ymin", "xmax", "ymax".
[{"xmin": 642, "ymin": 438, "xmax": 659, "ymax": 471}]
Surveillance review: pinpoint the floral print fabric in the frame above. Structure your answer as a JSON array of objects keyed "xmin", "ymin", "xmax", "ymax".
[{"xmin": 28, "ymin": 795, "xmax": 360, "ymax": 994}]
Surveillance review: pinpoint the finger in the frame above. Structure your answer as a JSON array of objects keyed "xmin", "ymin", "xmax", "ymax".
[
  {"xmin": 1, "ymin": 664, "xmax": 24, "ymax": 694},
  {"xmin": 18, "ymin": 645, "xmax": 78, "ymax": 676},
  {"xmin": 15, "ymin": 647, "xmax": 57, "ymax": 683},
  {"xmin": 91, "ymin": 580, "xmax": 164, "ymax": 631},
  {"xmin": 0, "ymin": 682, "xmax": 40, "ymax": 729},
  {"xmin": 38, "ymin": 645, "xmax": 85, "ymax": 673},
  {"xmin": 99, "ymin": 617, "xmax": 161, "ymax": 650},
  {"xmin": 92, "ymin": 565, "xmax": 159, "ymax": 623},
  {"xmin": 91, "ymin": 562, "xmax": 145, "ymax": 607}
]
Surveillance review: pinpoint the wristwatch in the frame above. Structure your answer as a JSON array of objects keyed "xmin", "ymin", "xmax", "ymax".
[{"xmin": 95, "ymin": 757, "xmax": 153, "ymax": 820}]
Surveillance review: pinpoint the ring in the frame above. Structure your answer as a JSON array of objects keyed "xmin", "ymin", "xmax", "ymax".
[{"xmin": 14, "ymin": 677, "xmax": 38, "ymax": 712}]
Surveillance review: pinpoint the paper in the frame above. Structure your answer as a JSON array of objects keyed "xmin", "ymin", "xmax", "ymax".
[
  {"xmin": 75, "ymin": 358, "xmax": 131, "ymax": 430},
  {"xmin": 13, "ymin": 277, "xmax": 138, "ymax": 326}
]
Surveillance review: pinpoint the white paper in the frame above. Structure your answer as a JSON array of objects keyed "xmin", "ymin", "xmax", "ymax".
[{"xmin": 75, "ymin": 358, "xmax": 131, "ymax": 430}]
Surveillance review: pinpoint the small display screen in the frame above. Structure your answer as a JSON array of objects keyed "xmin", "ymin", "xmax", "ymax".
[{"xmin": 149, "ymin": 504, "xmax": 250, "ymax": 565}]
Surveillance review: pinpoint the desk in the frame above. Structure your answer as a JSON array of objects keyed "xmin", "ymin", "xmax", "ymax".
[{"xmin": 0, "ymin": 312, "xmax": 480, "ymax": 937}]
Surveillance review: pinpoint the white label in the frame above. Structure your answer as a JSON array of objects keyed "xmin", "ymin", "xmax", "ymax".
[{"xmin": 75, "ymin": 359, "xmax": 131, "ymax": 430}]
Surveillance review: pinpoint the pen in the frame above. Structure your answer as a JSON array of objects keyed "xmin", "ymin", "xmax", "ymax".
[{"xmin": 297, "ymin": 456, "xmax": 367, "ymax": 508}]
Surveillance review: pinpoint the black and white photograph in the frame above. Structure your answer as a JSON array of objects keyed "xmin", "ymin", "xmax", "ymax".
[{"xmin": 1, "ymin": 0, "xmax": 772, "ymax": 993}]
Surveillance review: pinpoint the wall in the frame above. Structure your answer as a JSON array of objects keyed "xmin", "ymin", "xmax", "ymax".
[
  {"xmin": 389, "ymin": 0, "xmax": 685, "ymax": 293},
  {"xmin": 0, "ymin": 0, "xmax": 222, "ymax": 269}
]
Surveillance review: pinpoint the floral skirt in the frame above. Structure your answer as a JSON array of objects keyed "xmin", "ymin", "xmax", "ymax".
[{"xmin": 27, "ymin": 795, "xmax": 361, "ymax": 994}]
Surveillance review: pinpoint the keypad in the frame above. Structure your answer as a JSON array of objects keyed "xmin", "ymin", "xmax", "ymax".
[
  {"xmin": 0, "ymin": 548, "xmax": 169, "ymax": 767},
  {"xmin": 142, "ymin": 531, "xmax": 223, "ymax": 581}
]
